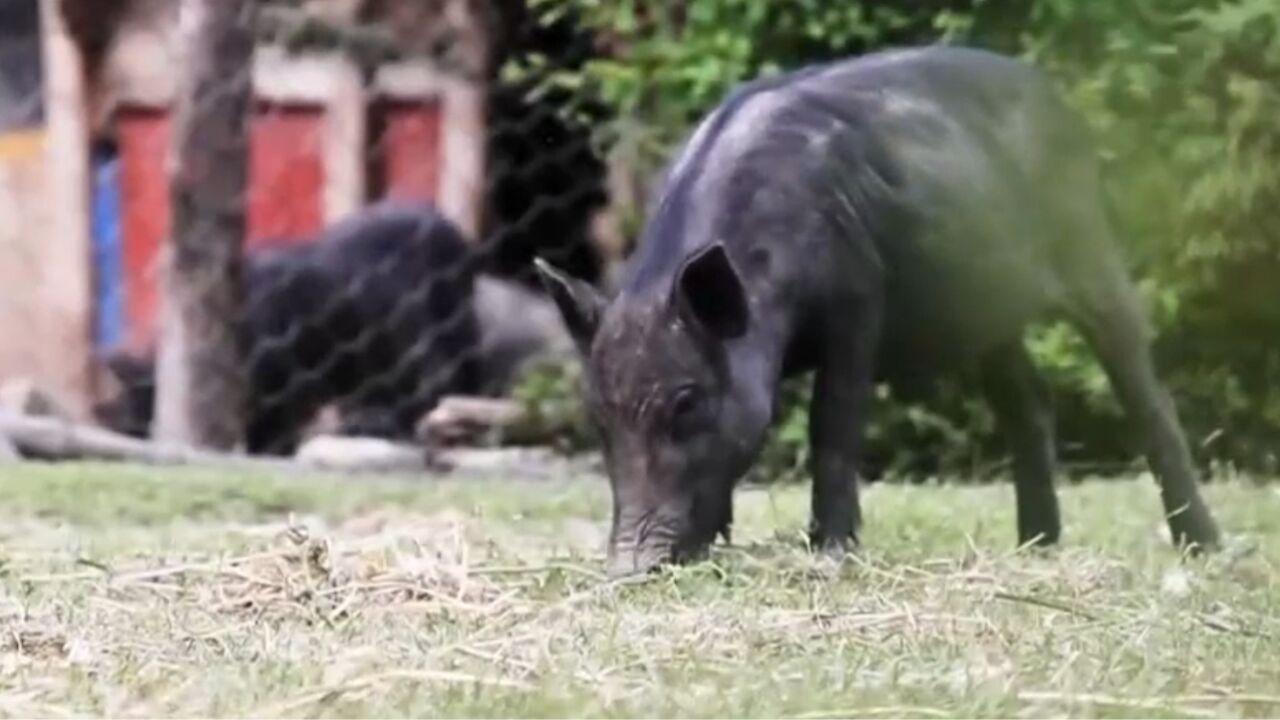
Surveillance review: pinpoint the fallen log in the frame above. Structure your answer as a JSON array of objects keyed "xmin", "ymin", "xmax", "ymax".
[
  {"xmin": 419, "ymin": 396, "xmax": 531, "ymax": 446},
  {"xmin": 0, "ymin": 412, "xmax": 581, "ymax": 481},
  {"xmin": 0, "ymin": 411, "xmax": 297, "ymax": 469},
  {"xmin": 418, "ymin": 393, "xmax": 595, "ymax": 450},
  {"xmin": 294, "ymin": 435, "xmax": 428, "ymax": 474},
  {"xmin": 0, "ymin": 432, "xmax": 17, "ymax": 462},
  {"xmin": 0, "ymin": 379, "xmax": 73, "ymax": 421}
]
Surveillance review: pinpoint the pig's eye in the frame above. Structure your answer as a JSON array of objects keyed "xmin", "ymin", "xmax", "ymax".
[{"xmin": 669, "ymin": 387, "xmax": 706, "ymax": 438}]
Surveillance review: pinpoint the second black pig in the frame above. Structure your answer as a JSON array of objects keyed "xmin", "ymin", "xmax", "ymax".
[{"xmin": 95, "ymin": 201, "xmax": 483, "ymax": 455}]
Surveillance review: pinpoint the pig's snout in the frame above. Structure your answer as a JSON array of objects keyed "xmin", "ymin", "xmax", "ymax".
[
  {"xmin": 607, "ymin": 514, "xmax": 719, "ymax": 579},
  {"xmin": 606, "ymin": 503, "xmax": 695, "ymax": 578},
  {"xmin": 606, "ymin": 541, "xmax": 712, "ymax": 579},
  {"xmin": 607, "ymin": 528, "xmax": 678, "ymax": 579},
  {"xmin": 606, "ymin": 546, "xmax": 672, "ymax": 579}
]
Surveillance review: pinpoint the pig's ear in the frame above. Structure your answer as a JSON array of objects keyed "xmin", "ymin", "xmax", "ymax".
[
  {"xmin": 674, "ymin": 243, "xmax": 749, "ymax": 340},
  {"xmin": 533, "ymin": 257, "xmax": 605, "ymax": 353}
]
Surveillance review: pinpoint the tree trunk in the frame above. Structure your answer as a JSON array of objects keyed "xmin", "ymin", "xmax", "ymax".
[{"xmin": 153, "ymin": 0, "xmax": 256, "ymax": 450}]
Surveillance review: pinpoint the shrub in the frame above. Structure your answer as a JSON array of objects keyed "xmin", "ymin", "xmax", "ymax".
[{"xmin": 506, "ymin": 0, "xmax": 1280, "ymax": 479}]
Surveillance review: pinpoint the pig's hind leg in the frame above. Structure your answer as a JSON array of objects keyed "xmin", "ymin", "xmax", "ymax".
[
  {"xmin": 1054, "ymin": 195, "xmax": 1221, "ymax": 552},
  {"xmin": 980, "ymin": 339, "xmax": 1062, "ymax": 547}
]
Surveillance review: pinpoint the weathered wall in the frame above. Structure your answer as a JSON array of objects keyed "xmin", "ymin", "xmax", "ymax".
[
  {"xmin": 0, "ymin": 131, "xmax": 58, "ymax": 398},
  {"xmin": 0, "ymin": 0, "xmax": 49, "ymax": 392}
]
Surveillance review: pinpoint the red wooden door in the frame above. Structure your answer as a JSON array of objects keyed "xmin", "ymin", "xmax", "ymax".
[
  {"xmin": 248, "ymin": 102, "xmax": 326, "ymax": 249},
  {"xmin": 114, "ymin": 103, "xmax": 329, "ymax": 348},
  {"xmin": 375, "ymin": 98, "xmax": 442, "ymax": 202},
  {"xmin": 115, "ymin": 107, "xmax": 171, "ymax": 349}
]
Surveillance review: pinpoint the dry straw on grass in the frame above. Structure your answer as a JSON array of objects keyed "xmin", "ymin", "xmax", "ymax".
[{"xmin": 1, "ymin": 470, "xmax": 1277, "ymax": 717}]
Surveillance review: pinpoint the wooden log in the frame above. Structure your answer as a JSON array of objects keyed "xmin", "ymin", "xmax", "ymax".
[
  {"xmin": 418, "ymin": 393, "xmax": 589, "ymax": 449},
  {"xmin": 0, "ymin": 412, "xmax": 575, "ymax": 481},
  {"xmin": 294, "ymin": 435, "xmax": 428, "ymax": 474},
  {"xmin": 0, "ymin": 379, "xmax": 72, "ymax": 420},
  {"xmin": 0, "ymin": 433, "xmax": 17, "ymax": 462},
  {"xmin": 419, "ymin": 395, "xmax": 528, "ymax": 446},
  {"xmin": 432, "ymin": 446, "xmax": 565, "ymax": 480},
  {"xmin": 1, "ymin": 412, "xmax": 292, "ymax": 468}
]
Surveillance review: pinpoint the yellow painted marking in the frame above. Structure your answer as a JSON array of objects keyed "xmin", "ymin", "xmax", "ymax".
[{"xmin": 0, "ymin": 129, "xmax": 45, "ymax": 159}]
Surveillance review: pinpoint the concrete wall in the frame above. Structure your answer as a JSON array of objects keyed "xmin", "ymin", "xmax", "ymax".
[{"xmin": 0, "ymin": 130, "xmax": 60, "ymax": 400}]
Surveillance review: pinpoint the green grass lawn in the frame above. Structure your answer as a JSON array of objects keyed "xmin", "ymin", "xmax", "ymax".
[{"xmin": 1, "ymin": 463, "xmax": 1277, "ymax": 718}]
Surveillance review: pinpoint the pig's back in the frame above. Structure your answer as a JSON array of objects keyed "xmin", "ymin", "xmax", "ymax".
[
  {"xmin": 631, "ymin": 47, "xmax": 1106, "ymax": 361},
  {"xmin": 786, "ymin": 47, "xmax": 1098, "ymax": 356}
]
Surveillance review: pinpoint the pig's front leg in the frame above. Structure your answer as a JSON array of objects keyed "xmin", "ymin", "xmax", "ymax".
[{"xmin": 807, "ymin": 290, "xmax": 883, "ymax": 553}]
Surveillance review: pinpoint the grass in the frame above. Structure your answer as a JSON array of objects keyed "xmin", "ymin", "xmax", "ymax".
[{"xmin": 1, "ymin": 463, "xmax": 1277, "ymax": 718}]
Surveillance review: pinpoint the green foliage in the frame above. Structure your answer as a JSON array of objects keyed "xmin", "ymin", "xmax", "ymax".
[
  {"xmin": 510, "ymin": 0, "xmax": 984, "ymax": 231},
  {"xmin": 510, "ymin": 360, "xmax": 599, "ymax": 453},
  {"xmin": 750, "ymin": 377, "xmax": 812, "ymax": 485},
  {"xmin": 506, "ymin": 0, "xmax": 1280, "ymax": 478},
  {"xmin": 753, "ymin": 375, "xmax": 999, "ymax": 485},
  {"xmin": 1024, "ymin": 0, "xmax": 1280, "ymax": 469}
]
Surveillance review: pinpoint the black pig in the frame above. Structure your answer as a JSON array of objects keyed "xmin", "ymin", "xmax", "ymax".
[
  {"xmin": 535, "ymin": 46, "xmax": 1221, "ymax": 577},
  {"xmin": 94, "ymin": 202, "xmax": 482, "ymax": 455}
]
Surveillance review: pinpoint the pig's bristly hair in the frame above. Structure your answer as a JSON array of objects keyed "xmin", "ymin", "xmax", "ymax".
[
  {"xmin": 621, "ymin": 61, "xmax": 838, "ymax": 294},
  {"xmin": 623, "ymin": 81, "xmax": 897, "ymax": 298},
  {"xmin": 621, "ymin": 89, "xmax": 761, "ymax": 293}
]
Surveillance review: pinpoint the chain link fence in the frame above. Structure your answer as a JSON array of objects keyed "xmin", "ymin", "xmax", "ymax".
[{"xmin": 0, "ymin": 0, "xmax": 615, "ymax": 463}]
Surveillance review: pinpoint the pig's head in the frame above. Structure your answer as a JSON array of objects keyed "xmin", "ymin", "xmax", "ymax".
[{"xmin": 535, "ymin": 243, "xmax": 775, "ymax": 577}]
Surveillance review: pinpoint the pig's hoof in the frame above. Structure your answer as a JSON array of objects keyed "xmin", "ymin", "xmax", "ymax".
[
  {"xmin": 1015, "ymin": 530, "xmax": 1061, "ymax": 554},
  {"xmin": 1167, "ymin": 507, "xmax": 1221, "ymax": 556},
  {"xmin": 807, "ymin": 531, "xmax": 858, "ymax": 560},
  {"xmin": 806, "ymin": 537, "xmax": 856, "ymax": 579}
]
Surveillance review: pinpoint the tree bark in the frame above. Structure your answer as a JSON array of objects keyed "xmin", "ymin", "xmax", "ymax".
[{"xmin": 153, "ymin": 0, "xmax": 256, "ymax": 450}]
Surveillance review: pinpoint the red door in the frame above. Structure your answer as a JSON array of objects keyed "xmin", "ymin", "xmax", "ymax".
[
  {"xmin": 248, "ymin": 102, "xmax": 326, "ymax": 249},
  {"xmin": 114, "ymin": 103, "xmax": 329, "ymax": 348},
  {"xmin": 115, "ymin": 107, "xmax": 171, "ymax": 350},
  {"xmin": 373, "ymin": 98, "xmax": 442, "ymax": 203}
]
